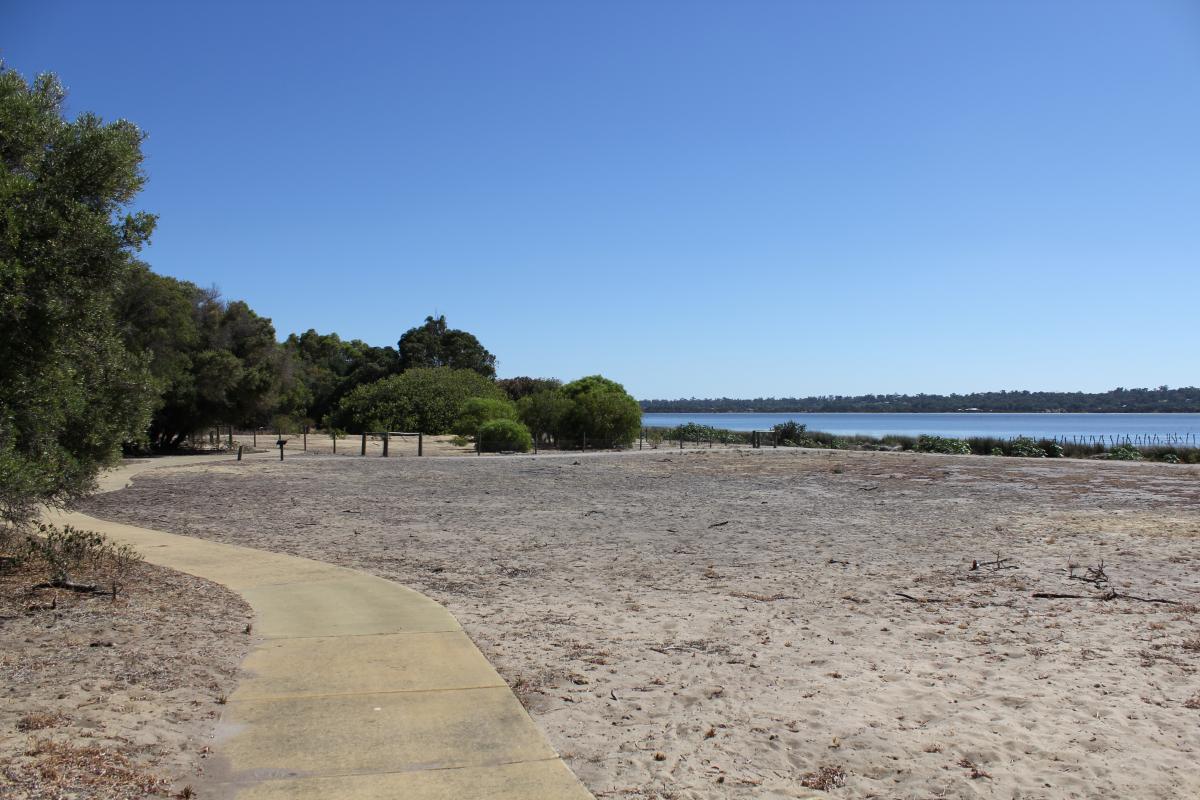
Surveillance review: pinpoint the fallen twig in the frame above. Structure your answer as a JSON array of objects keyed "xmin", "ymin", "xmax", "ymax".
[
  {"xmin": 708, "ymin": 521, "xmax": 731, "ymax": 528},
  {"xmin": 31, "ymin": 580, "xmax": 100, "ymax": 594},
  {"xmin": 896, "ymin": 592, "xmax": 945, "ymax": 603}
]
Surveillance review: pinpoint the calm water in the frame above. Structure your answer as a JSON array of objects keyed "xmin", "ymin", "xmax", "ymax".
[{"xmin": 641, "ymin": 412, "xmax": 1200, "ymax": 441}]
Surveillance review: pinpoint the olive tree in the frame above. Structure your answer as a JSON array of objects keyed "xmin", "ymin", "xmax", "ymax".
[{"xmin": 1, "ymin": 66, "xmax": 156, "ymax": 529}]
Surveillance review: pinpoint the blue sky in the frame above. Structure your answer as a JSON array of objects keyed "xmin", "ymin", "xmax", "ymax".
[{"xmin": 5, "ymin": 1, "xmax": 1199, "ymax": 399}]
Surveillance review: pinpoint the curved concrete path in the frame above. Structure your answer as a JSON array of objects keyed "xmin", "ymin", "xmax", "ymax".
[{"xmin": 44, "ymin": 456, "xmax": 592, "ymax": 800}]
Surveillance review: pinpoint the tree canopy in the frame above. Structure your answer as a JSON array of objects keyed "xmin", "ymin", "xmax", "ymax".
[
  {"xmin": 331, "ymin": 367, "xmax": 506, "ymax": 434},
  {"xmin": 398, "ymin": 315, "xmax": 496, "ymax": 377},
  {"xmin": 1, "ymin": 66, "xmax": 156, "ymax": 527},
  {"xmin": 119, "ymin": 267, "xmax": 289, "ymax": 447}
]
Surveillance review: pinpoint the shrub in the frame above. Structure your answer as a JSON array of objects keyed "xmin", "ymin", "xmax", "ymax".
[
  {"xmin": 669, "ymin": 423, "xmax": 747, "ymax": 445},
  {"xmin": 1162, "ymin": 453, "xmax": 1181, "ymax": 464},
  {"xmin": 772, "ymin": 421, "xmax": 807, "ymax": 446},
  {"xmin": 478, "ymin": 419, "xmax": 533, "ymax": 452},
  {"xmin": 517, "ymin": 390, "xmax": 573, "ymax": 442},
  {"xmin": 556, "ymin": 375, "xmax": 641, "ymax": 448},
  {"xmin": 1009, "ymin": 437, "xmax": 1046, "ymax": 458},
  {"xmin": 331, "ymin": 367, "xmax": 505, "ymax": 434},
  {"xmin": 453, "ymin": 397, "xmax": 517, "ymax": 438},
  {"xmin": 22, "ymin": 523, "xmax": 143, "ymax": 594},
  {"xmin": 915, "ymin": 435, "xmax": 971, "ymax": 455},
  {"xmin": 1109, "ymin": 443, "xmax": 1142, "ymax": 461},
  {"xmin": 989, "ymin": 447, "xmax": 1004, "ymax": 456}
]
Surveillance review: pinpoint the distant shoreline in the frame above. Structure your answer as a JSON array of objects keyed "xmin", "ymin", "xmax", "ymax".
[
  {"xmin": 638, "ymin": 387, "xmax": 1200, "ymax": 415},
  {"xmin": 638, "ymin": 410, "xmax": 1198, "ymax": 414}
]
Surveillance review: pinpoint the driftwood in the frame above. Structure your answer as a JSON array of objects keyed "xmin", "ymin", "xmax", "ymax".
[
  {"xmin": 1032, "ymin": 590, "xmax": 1180, "ymax": 605},
  {"xmin": 708, "ymin": 521, "xmax": 731, "ymax": 529}
]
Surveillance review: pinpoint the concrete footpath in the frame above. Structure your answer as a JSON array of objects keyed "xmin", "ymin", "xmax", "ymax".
[{"xmin": 46, "ymin": 456, "xmax": 593, "ymax": 800}]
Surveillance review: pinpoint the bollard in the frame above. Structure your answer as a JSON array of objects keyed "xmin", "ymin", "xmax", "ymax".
[
  {"xmin": 332, "ymin": 432, "xmax": 336, "ymax": 454},
  {"xmin": 361, "ymin": 433, "xmax": 367, "ymax": 456},
  {"xmin": 303, "ymin": 426, "xmax": 308, "ymax": 452},
  {"xmin": 418, "ymin": 433, "xmax": 423, "ymax": 457},
  {"xmin": 237, "ymin": 445, "xmax": 243, "ymax": 461},
  {"xmin": 278, "ymin": 441, "xmax": 285, "ymax": 461},
  {"xmin": 382, "ymin": 432, "xmax": 389, "ymax": 457}
]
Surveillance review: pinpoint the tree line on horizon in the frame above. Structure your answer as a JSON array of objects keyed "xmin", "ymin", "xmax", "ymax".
[
  {"xmin": 0, "ymin": 65, "xmax": 640, "ymax": 532},
  {"xmin": 640, "ymin": 387, "xmax": 1200, "ymax": 414}
]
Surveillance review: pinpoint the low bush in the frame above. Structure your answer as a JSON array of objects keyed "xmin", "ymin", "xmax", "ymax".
[
  {"xmin": 1108, "ymin": 443, "xmax": 1142, "ymax": 461},
  {"xmin": 453, "ymin": 397, "xmax": 518, "ymax": 438},
  {"xmin": 772, "ymin": 421, "xmax": 807, "ymax": 446},
  {"xmin": 669, "ymin": 423, "xmax": 750, "ymax": 445},
  {"xmin": 915, "ymin": 434, "xmax": 971, "ymax": 455},
  {"xmin": 1008, "ymin": 436, "xmax": 1046, "ymax": 458},
  {"xmin": 17, "ymin": 523, "xmax": 143, "ymax": 595},
  {"xmin": 478, "ymin": 419, "xmax": 533, "ymax": 453}
]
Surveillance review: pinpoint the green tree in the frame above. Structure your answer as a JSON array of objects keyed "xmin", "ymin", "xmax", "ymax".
[
  {"xmin": 280, "ymin": 329, "xmax": 401, "ymax": 425},
  {"xmin": 118, "ymin": 268, "xmax": 290, "ymax": 447},
  {"xmin": 517, "ymin": 390, "xmax": 572, "ymax": 443},
  {"xmin": 497, "ymin": 376, "xmax": 561, "ymax": 401},
  {"xmin": 1, "ymin": 66, "xmax": 156, "ymax": 528},
  {"xmin": 452, "ymin": 396, "xmax": 518, "ymax": 438},
  {"xmin": 331, "ymin": 367, "xmax": 505, "ymax": 434},
  {"xmin": 556, "ymin": 375, "xmax": 641, "ymax": 448},
  {"xmin": 398, "ymin": 315, "xmax": 496, "ymax": 377}
]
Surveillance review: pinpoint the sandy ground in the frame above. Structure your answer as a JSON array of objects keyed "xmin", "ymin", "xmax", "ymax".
[
  {"xmin": 0, "ymin": 558, "xmax": 252, "ymax": 798},
  {"xmin": 82, "ymin": 449, "xmax": 1200, "ymax": 799}
]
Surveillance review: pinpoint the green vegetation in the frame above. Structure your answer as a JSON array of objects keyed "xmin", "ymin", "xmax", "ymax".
[
  {"xmin": 398, "ymin": 315, "xmax": 496, "ymax": 378},
  {"xmin": 477, "ymin": 419, "xmax": 533, "ymax": 453},
  {"xmin": 331, "ymin": 367, "xmax": 505, "ymax": 434},
  {"xmin": 557, "ymin": 376, "xmax": 642, "ymax": 448},
  {"xmin": 915, "ymin": 435, "xmax": 971, "ymax": 455},
  {"xmin": 498, "ymin": 376, "xmax": 562, "ymax": 401},
  {"xmin": 453, "ymin": 396, "xmax": 518, "ymax": 438},
  {"xmin": 1108, "ymin": 443, "xmax": 1142, "ymax": 461},
  {"xmin": 517, "ymin": 390, "xmax": 573, "ymax": 443},
  {"xmin": 120, "ymin": 266, "xmax": 288, "ymax": 448},
  {"xmin": 641, "ymin": 386, "xmax": 1200, "ymax": 413},
  {"xmin": 1, "ymin": 66, "xmax": 156, "ymax": 529}
]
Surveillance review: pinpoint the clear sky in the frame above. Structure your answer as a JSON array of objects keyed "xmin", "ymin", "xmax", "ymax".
[{"xmin": 5, "ymin": 1, "xmax": 1199, "ymax": 399}]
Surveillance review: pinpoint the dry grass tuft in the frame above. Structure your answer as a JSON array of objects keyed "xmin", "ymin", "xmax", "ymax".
[
  {"xmin": 12, "ymin": 738, "xmax": 169, "ymax": 798},
  {"xmin": 16, "ymin": 711, "xmax": 68, "ymax": 731},
  {"xmin": 800, "ymin": 764, "xmax": 847, "ymax": 790}
]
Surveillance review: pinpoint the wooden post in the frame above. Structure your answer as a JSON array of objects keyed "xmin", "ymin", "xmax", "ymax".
[
  {"xmin": 237, "ymin": 445, "xmax": 243, "ymax": 461},
  {"xmin": 253, "ymin": 430, "xmax": 257, "ymax": 447},
  {"xmin": 279, "ymin": 442, "xmax": 284, "ymax": 461},
  {"xmin": 332, "ymin": 432, "xmax": 336, "ymax": 454},
  {"xmin": 418, "ymin": 433, "xmax": 423, "ymax": 457},
  {"xmin": 640, "ymin": 429, "xmax": 644, "ymax": 450},
  {"xmin": 361, "ymin": 433, "xmax": 367, "ymax": 456},
  {"xmin": 382, "ymin": 432, "xmax": 389, "ymax": 457},
  {"xmin": 303, "ymin": 426, "xmax": 308, "ymax": 451}
]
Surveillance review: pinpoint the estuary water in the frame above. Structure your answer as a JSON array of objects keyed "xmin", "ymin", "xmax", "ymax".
[{"xmin": 640, "ymin": 412, "xmax": 1200, "ymax": 441}]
